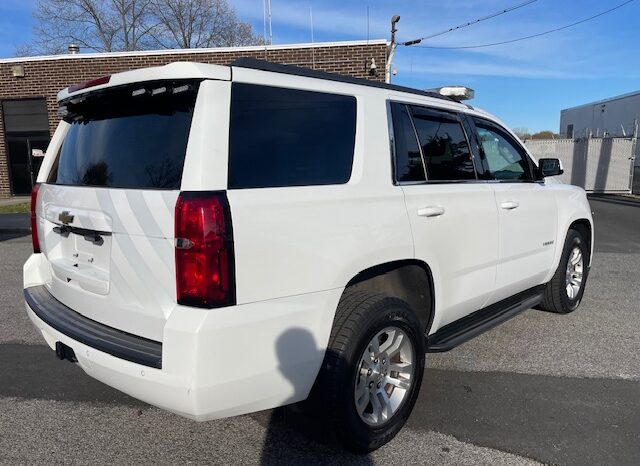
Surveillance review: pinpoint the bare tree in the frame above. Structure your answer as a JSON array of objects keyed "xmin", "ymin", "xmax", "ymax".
[
  {"xmin": 14, "ymin": 44, "xmax": 39, "ymax": 58},
  {"xmin": 31, "ymin": 0, "xmax": 120, "ymax": 53},
  {"xmin": 18, "ymin": 0, "xmax": 260, "ymax": 56},
  {"xmin": 148, "ymin": 0, "xmax": 262, "ymax": 48},
  {"xmin": 512, "ymin": 127, "xmax": 532, "ymax": 140},
  {"xmin": 110, "ymin": 0, "xmax": 155, "ymax": 51}
]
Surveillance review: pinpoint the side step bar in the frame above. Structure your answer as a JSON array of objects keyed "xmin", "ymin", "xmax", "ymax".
[{"xmin": 426, "ymin": 286, "xmax": 544, "ymax": 352}]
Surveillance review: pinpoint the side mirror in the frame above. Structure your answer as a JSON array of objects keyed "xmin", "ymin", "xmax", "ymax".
[{"xmin": 538, "ymin": 158, "xmax": 563, "ymax": 177}]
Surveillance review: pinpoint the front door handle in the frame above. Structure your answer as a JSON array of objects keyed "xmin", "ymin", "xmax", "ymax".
[
  {"xmin": 417, "ymin": 206, "xmax": 445, "ymax": 217},
  {"xmin": 500, "ymin": 200, "xmax": 520, "ymax": 210}
]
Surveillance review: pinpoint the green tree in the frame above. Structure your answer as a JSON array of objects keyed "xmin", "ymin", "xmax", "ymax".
[{"xmin": 531, "ymin": 131, "xmax": 559, "ymax": 140}]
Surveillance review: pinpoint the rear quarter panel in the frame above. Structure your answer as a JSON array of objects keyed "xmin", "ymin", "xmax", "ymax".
[{"xmin": 228, "ymin": 184, "xmax": 412, "ymax": 304}]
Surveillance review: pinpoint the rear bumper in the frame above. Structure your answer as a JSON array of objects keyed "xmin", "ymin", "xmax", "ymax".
[
  {"xmin": 24, "ymin": 254, "xmax": 341, "ymax": 421},
  {"xmin": 25, "ymin": 286, "xmax": 162, "ymax": 368},
  {"xmin": 26, "ymin": 303, "xmax": 192, "ymax": 415}
]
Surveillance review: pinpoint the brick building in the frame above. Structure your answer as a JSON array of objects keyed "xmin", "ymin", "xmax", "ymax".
[{"xmin": 0, "ymin": 39, "xmax": 387, "ymax": 199}]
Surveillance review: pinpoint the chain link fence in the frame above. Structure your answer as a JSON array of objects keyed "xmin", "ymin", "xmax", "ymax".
[{"xmin": 525, "ymin": 137, "xmax": 637, "ymax": 193}]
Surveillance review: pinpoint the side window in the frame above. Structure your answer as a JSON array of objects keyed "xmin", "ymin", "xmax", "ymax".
[
  {"xmin": 473, "ymin": 119, "xmax": 533, "ymax": 181},
  {"xmin": 228, "ymin": 83, "xmax": 357, "ymax": 189},
  {"xmin": 390, "ymin": 103, "xmax": 425, "ymax": 182},
  {"xmin": 410, "ymin": 106, "xmax": 476, "ymax": 181}
]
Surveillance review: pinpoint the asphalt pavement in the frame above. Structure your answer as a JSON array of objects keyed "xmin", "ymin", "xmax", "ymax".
[
  {"xmin": 0, "ymin": 195, "xmax": 638, "ymax": 465},
  {"xmin": 0, "ymin": 213, "xmax": 30, "ymax": 233}
]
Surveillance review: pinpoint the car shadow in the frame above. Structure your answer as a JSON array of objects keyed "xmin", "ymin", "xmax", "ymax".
[
  {"xmin": 0, "ymin": 343, "xmax": 141, "ymax": 405},
  {"xmin": 407, "ymin": 367, "xmax": 639, "ymax": 466},
  {"xmin": 257, "ymin": 327, "xmax": 375, "ymax": 464},
  {"xmin": 1, "ymin": 341, "xmax": 637, "ymax": 464},
  {"xmin": 0, "ymin": 336, "xmax": 376, "ymax": 463},
  {"xmin": 0, "ymin": 231, "xmax": 30, "ymax": 242},
  {"xmin": 588, "ymin": 194, "xmax": 640, "ymax": 208}
]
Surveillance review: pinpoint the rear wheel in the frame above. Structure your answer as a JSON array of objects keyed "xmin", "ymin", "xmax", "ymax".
[
  {"xmin": 540, "ymin": 228, "xmax": 590, "ymax": 313},
  {"xmin": 312, "ymin": 290, "xmax": 425, "ymax": 452}
]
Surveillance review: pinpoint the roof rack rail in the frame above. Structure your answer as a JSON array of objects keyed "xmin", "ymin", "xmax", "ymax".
[{"xmin": 230, "ymin": 58, "xmax": 455, "ymax": 102}]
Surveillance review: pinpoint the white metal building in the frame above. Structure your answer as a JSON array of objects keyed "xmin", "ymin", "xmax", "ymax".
[
  {"xmin": 560, "ymin": 90, "xmax": 640, "ymax": 139},
  {"xmin": 560, "ymin": 91, "xmax": 639, "ymax": 172}
]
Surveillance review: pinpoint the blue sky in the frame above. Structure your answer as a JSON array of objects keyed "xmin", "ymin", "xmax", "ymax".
[{"xmin": 1, "ymin": 0, "xmax": 639, "ymax": 132}]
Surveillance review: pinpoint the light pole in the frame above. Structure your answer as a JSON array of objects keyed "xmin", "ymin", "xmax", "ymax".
[{"xmin": 385, "ymin": 15, "xmax": 401, "ymax": 84}]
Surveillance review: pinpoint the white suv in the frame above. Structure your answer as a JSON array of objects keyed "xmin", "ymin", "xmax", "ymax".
[{"xmin": 24, "ymin": 59, "xmax": 593, "ymax": 452}]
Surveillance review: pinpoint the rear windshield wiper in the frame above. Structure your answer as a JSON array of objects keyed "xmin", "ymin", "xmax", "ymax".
[{"xmin": 52, "ymin": 225, "xmax": 111, "ymax": 246}]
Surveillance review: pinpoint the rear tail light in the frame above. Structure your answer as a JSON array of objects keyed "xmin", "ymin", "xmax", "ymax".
[
  {"xmin": 175, "ymin": 192, "xmax": 235, "ymax": 308},
  {"xmin": 30, "ymin": 183, "xmax": 41, "ymax": 253}
]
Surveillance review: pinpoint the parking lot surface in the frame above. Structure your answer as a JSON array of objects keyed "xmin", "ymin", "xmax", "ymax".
[{"xmin": 1, "ymin": 195, "xmax": 638, "ymax": 465}]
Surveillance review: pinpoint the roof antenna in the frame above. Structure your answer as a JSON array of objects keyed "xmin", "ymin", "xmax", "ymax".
[
  {"xmin": 262, "ymin": 0, "xmax": 268, "ymax": 59},
  {"xmin": 366, "ymin": 5, "xmax": 370, "ymax": 44},
  {"xmin": 267, "ymin": 0, "xmax": 273, "ymax": 45},
  {"xmin": 310, "ymin": 6, "xmax": 316, "ymax": 69}
]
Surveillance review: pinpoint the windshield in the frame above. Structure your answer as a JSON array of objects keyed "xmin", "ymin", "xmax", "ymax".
[{"xmin": 48, "ymin": 80, "xmax": 199, "ymax": 189}]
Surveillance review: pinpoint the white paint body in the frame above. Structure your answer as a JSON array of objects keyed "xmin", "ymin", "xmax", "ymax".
[{"xmin": 24, "ymin": 62, "xmax": 593, "ymax": 421}]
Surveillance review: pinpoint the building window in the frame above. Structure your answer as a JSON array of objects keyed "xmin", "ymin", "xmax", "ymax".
[{"xmin": 1, "ymin": 99, "xmax": 50, "ymax": 195}]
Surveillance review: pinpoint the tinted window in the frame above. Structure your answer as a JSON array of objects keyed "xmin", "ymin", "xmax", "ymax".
[
  {"xmin": 49, "ymin": 81, "xmax": 198, "ymax": 189},
  {"xmin": 474, "ymin": 119, "xmax": 532, "ymax": 181},
  {"xmin": 229, "ymin": 84, "xmax": 356, "ymax": 189},
  {"xmin": 410, "ymin": 107, "xmax": 475, "ymax": 181},
  {"xmin": 391, "ymin": 103, "xmax": 425, "ymax": 182}
]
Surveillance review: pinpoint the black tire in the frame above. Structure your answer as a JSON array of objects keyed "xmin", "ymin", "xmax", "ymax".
[
  {"xmin": 311, "ymin": 290, "xmax": 426, "ymax": 453},
  {"xmin": 540, "ymin": 228, "xmax": 590, "ymax": 313}
]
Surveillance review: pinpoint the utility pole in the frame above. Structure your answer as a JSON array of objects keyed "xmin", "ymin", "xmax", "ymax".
[{"xmin": 385, "ymin": 15, "xmax": 401, "ymax": 84}]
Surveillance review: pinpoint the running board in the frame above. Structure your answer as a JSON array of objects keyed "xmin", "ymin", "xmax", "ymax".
[{"xmin": 426, "ymin": 286, "xmax": 544, "ymax": 352}]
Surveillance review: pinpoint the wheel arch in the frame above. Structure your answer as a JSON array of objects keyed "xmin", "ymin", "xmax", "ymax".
[
  {"xmin": 341, "ymin": 259, "xmax": 435, "ymax": 334},
  {"xmin": 547, "ymin": 216, "xmax": 593, "ymax": 285},
  {"xmin": 569, "ymin": 218, "xmax": 592, "ymax": 263},
  {"xmin": 551, "ymin": 186, "xmax": 594, "ymax": 273}
]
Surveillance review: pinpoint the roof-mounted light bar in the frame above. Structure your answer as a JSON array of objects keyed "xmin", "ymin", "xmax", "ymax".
[{"xmin": 428, "ymin": 86, "xmax": 475, "ymax": 102}]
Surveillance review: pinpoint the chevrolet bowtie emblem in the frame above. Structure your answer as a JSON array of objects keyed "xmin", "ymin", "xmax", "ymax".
[{"xmin": 58, "ymin": 211, "xmax": 74, "ymax": 225}]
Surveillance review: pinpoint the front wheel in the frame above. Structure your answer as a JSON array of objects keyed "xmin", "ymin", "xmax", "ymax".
[
  {"xmin": 312, "ymin": 290, "xmax": 426, "ymax": 452},
  {"xmin": 540, "ymin": 228, "xmax": 590, "ymax": 313}
]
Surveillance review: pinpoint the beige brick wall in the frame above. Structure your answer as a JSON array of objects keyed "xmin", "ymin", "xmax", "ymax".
[{"xmin": 0, "ymin": 42, "xmax": 387, "ymax": 198}]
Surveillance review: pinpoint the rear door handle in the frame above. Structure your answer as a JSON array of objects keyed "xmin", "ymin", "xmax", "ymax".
[
  {"xmin": 417, "ymin": 206, "xmax": 445, "ymax": 217},
  {"xmin": 500, "ymin": 200, "xmax": 520, "ymax": 210}
]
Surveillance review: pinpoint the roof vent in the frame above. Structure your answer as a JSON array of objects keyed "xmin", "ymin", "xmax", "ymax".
[
  {"xmin": 11, "ymin": 65, "xmax": 25, "ymax": 78},
  {"xmin": 68, "ymin": 44, "xmax": 80, "ymax": 54}
]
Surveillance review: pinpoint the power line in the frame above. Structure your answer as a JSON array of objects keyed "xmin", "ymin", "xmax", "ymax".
[
  {"xmin": 410, "ymin": 0, "xmax": 636, "ymax": 49},
  {"xmin": 401, "ymin": 0, "xmax": 538, "ymax": 46}
]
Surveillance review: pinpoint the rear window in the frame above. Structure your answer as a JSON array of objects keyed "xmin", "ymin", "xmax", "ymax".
[
  {"xmin": 410, "ymin": 106, "xmax": 476, "ymax": 181},
  {"xmin": 391, "ymin": 102, "xmax": 426, "ymax": 183},
  {"xmin": 48, "ymin": 81, "xmax": 199, "ymax": 189},
  {"xmin": 228, "ymin": 83, "xmax": 357, "ymax": 189}
]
